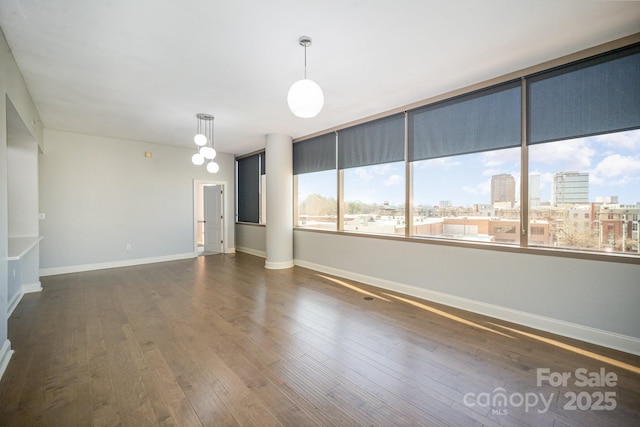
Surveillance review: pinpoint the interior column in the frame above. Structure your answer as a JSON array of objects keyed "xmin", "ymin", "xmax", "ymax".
[{"xmin": 265, "ymin": 133, "xmax": 293, "ymax": 269}]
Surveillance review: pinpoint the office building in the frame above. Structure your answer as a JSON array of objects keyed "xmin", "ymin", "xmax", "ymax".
[
  {"xmin": 529, "ymin": 173, "xmax": 541, "ymax": 207},
  {"xmin": 491, "ymin": 174, "xmax": 516, "ymax": 206},
  {"xmin": 552, "ymin": 171, "xmax": 589, "ymax": 205}
]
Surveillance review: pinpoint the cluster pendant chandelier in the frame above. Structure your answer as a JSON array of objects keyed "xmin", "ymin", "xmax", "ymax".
[
  {"xmin": 191, "ymin": 113, "xmax": 219, "ymax": 173},
  {"xmin": 288, "ymin": 36, "xmax": 324, "ymax": 118}
]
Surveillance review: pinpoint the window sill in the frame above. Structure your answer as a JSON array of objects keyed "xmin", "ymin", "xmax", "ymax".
[
  {"xmin": 293, "ymin": 227, "xmax": 640, "ymax": 265},
  {"xmin": 236, "ymin": 222, "xmax": 266, "ymax": 227}
]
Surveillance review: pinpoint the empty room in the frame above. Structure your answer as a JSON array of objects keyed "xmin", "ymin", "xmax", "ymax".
[{"xmin": 1, "ymin": 1, "xmax": 639, "ymax": 426}]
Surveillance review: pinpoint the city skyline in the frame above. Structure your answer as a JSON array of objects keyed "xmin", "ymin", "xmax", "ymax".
[{"xmin": 297, "ymin": 129, "xmax": 640, "ymax": 208}]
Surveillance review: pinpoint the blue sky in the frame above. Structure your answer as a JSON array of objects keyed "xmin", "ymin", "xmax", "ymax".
[{"xmin": 298, "ymin": 129, "xmax": 640, "ymax": 207}]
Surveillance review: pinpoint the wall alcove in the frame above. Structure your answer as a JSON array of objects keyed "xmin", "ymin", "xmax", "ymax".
[{"xmin": 6, "ymin": 97, "xmax": 42, "ymax": 316}]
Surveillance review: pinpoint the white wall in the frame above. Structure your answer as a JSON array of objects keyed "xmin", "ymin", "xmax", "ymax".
[
  {"xmin": 0, "ymin": 93, "xmax": 8, "ymax": 373},
  {"xmin": 294, "ymin": 230, "xmax": 640, "ymax": 355},
  {"xmin": 6, "ymin": 105, "xmax": 40, "ymax": 313},
  {"xmin": 7, "ymin": 137, "xmax": 38, "ymax": 237},
  {"xmin": 235, "ymin": 223, "xmax": 266, "ymax": 258},
  {"xmin": 39, "ymin": 129, "xmax": 235, "ymax": 274},
  {"xmin": 1, "ymin": 26, "xmax": 43, "ymax": 379}
]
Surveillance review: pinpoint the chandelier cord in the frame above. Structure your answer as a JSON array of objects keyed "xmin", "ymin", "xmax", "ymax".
[{"xmin": 209, "ymin": 117, "xmax": 214, "ymax": 149}]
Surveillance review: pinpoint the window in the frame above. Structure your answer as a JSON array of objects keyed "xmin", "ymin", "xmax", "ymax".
[
  {"xmin": 529, "ymin": 129, "xmax": 640, "ymax": 253},
  {"xmin": 412, "ymin": 148, "xmax": 520, "ymax": 244},
  {"xmin": 527, "ymin": 44, "xmax": 640, "ymax": 254},
  {"xmin": 289, "ymin": 41, "xmax": 640, "ymax": 260},
  {"xmin": 494, "ymin": 226, "xmax": 516, "ymax": 234},
  {"xmin": 296, "ymin": 170, "xmax": 337, "ymax": 230},
  {"xmin": 294, "ymin": 133, "xmax": 337, "ymax": 230},
  {"xmin": 236, "ymin": 152, "xmax": 265, "ymax": 224},
  {"xmin": 343, "ymin": 162, "xmax": 405, "ymax": 235},
  {"xmin": 339, "ymin": 114, "xmax": 405, "ymax": 236},
  {"xmin": 531, "ymin": 226, "xmax": 545, "ymax": 235},
  {"xmin": 409, "ymin": 81, "xmax": 522, "ymax": 244}
]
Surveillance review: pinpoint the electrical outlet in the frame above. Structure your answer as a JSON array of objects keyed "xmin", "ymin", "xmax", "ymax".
[{"xmin": 126, "ymin": 244, "xmax": 132, "ymax": 251}]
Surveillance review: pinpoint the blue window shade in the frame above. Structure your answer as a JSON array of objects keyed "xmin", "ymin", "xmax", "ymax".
[
  {"xmin": 527, "ymin": 44, "xmax": 640, "ymax": 145},
  {"xmin": 338, "ymin": 113, "xmax": 405, "ymax": 169},
  {"xmin": 293, "ymin": 132, "xmax": 336, "ymax": 175},
  {"xmin": 237, "ymin": 154, "xmax": 260, "ymax": 223},
  {"xmin": 408, "ymin": 81, "xmax": 521, "ymax": 161}
]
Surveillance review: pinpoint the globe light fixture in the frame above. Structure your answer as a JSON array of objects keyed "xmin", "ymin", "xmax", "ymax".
[
  {"xmin": 194, "ymin": 133, "xmax": 207, "ymax": 146},
  {"xmin": 191, "ymin": 113, "xmax": 218, "ymax": 173},
  {"xmin": 200, "ymin": 145, "xmax": 216, "ymax": 160},
  {"xmin": 288, "ymin": 36, "xmax": 324, "ymax": 118},
  {"xmin": 191, "ymin": 153, "xmax": 205, "ymax": 165},
  {"xmin": 207, "ymin": 161, "xmax": 220, "ymax": 174}
]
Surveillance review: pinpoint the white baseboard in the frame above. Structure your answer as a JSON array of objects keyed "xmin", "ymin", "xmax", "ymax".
[
  {"xmin": 294, "ymin": 258, "xmax": 640, "ymax": 356},
  {"xmin": 7, "ymin": 281, "xmax": 43, "ymax": 317},
  {"xmin": 7, "ymin": 291, "xmax": 22, "ymax": 317},
  {"xmin": 265, "ymin": 259, "xmax": 294, "ymax": 270},
  {"xmin": 22, "ymin": 281, "xmax": 42, "ymax": 293},
  {"xmin": 0, "ymin": 340, "xmax": 14, "ymax": 382},
  {"xmin": 39, "ymin": 252, "xmax": 196, "ymax": 277},
  {"xmin": 236, "ymin": 246, "xmax": 266, "ymax": 258}
]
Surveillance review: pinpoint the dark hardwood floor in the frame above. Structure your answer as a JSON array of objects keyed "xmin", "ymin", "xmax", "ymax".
[{"xmin": 1, "ymin": 252, "xmax": 638, "ymax": 426}]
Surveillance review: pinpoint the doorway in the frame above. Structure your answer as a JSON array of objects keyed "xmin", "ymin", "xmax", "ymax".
[{"xmin": 194, "ymin": 181, "xmax": 225, "ymax": 256}]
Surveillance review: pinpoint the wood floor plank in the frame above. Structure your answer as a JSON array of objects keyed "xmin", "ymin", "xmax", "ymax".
[
  {"xmin": 142, "ymin": 348, "xmax": 202, "ymax": 426},
  {"xmin": 105, "ymin": 340, "xmax": 158, "ymax": 425},
  {"xmin": 0, "ymin": 347, "xmax": 34, "ymax": 414},
  {"xmin": 266, "ymin": 361, "xmax": 361, "ymax": 426},
  {"xmin": 0, "ymin": 252, "xmax": 638, "ymax": 426},
  {"xmin": 89, "ymin": 351, "xmax": 121, "ymax": 426}
]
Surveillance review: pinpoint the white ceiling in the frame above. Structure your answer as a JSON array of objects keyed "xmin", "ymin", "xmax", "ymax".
[{"xmin": 1, "ymin": 1, "xmax": 639, "ymax": 156}]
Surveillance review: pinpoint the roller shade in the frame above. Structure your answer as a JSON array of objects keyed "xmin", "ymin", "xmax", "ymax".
[
  {"xmin": 408, "ymin": 81, "xmax": 521, "ymax": 161},
  {"xmin": 338, "ymin": 113, "xmax": 405, "ymax": 169},
  {"xmin": 527, "ymin": 44, "xmax": 640, "ymax": 145},
  {"xmin": 237, "ymin": 154, "xmax": 260, "ymax": 223},
  {"xmin": 293, "ymin": 133, "xmax": 336, "ymax": 175}
]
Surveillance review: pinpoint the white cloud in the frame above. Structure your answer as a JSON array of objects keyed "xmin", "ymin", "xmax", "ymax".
[
  {"xmin": 354, "ymin": 167, "xmax": 372, "ymax": 180},
  {"xmin": 480, "ymin": 147, "xmax": 520, "ymax": 167},
  {"xmin": 370, "ymin": 163, "xmax": 392, "ymax": 175},
  {"xmin": 384, "ymin": 174, "xmax": 403, "ymax": 187},
  {"xmin": 529, "ymin": 138, "xmax": 595, "ymax": 170},
  {"xmin": 482, "ymin": 168, "xmax": 502, "ymax": 177},
  {"xmin": 590, "ymin": 154, "xmax": 640, "ymax": 186},
  {"xmin": 413, "ymin": 157, "xmax": 462, "ymax": 170},
  {"xmin": 463, "ymin": 178, "xmax": 491, "ymax": 196},
  {"xmin": 592, "ymin": 129, "xmax": 640, "ymax": 151}
]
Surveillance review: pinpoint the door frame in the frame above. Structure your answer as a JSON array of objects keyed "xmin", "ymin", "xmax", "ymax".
[{"xmin": 193, "ymin": 179, "xmax": 228, "ymax": 255}]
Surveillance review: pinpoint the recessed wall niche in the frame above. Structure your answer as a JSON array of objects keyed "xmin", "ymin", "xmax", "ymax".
[{"xmin": 6, "ymin": 98, "xmax": 41, "ymax": 316}]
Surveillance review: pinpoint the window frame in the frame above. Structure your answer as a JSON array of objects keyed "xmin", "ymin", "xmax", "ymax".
[
  {"xmin": 290, "ymin": 35, "xmax": 640, "ymax": 265},
  {"xmin": 235, "ymin": 151, "xmax": 266, "ymax": 225}
]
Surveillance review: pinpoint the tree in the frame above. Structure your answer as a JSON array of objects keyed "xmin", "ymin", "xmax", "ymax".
[
  {"xmin": 299, "ymin": 194, "xmax": 336, "ymax": 217},
  {"xmin": 554, "ymin": 220, "xmax": 597, "ymax": 249}
]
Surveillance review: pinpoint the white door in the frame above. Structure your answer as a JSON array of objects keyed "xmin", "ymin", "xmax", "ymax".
[{"xmin": 204, "ymin": 185, "xmax": 223, "ymax": 253}]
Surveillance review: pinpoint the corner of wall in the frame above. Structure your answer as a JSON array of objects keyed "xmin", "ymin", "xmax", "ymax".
[{"xmin": 0, "ymin": 340, "xmax": 14, "ymax": 381}]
